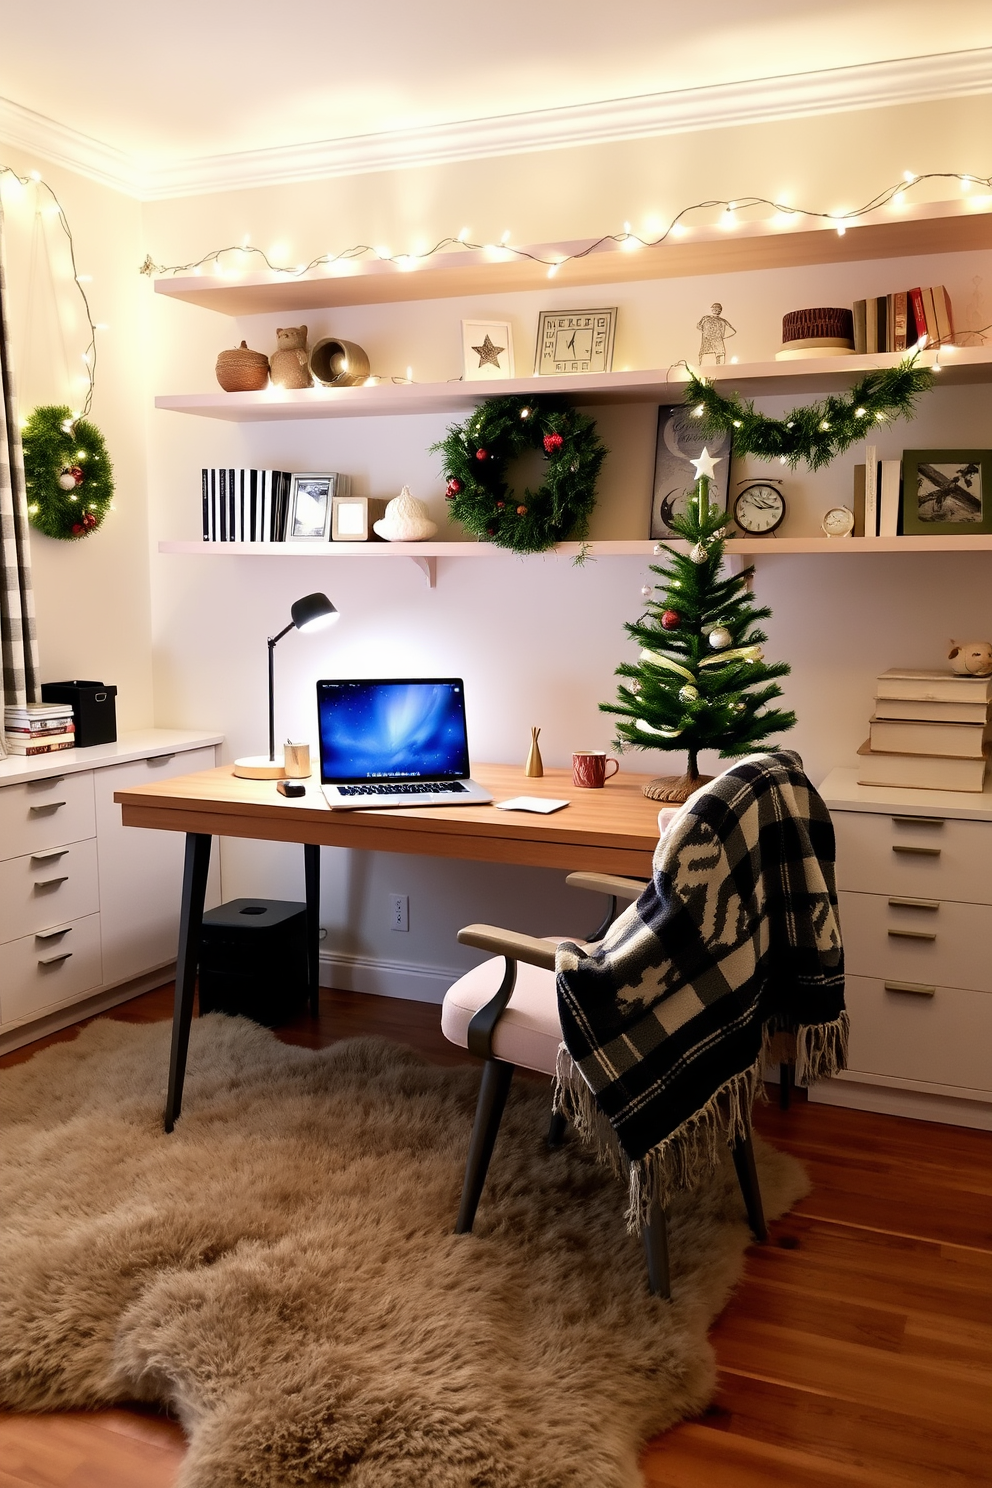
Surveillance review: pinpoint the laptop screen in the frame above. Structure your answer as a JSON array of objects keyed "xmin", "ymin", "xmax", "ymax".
[{"xmin": 317, "ymin": 679, "xmax": 471, "ymax": 784}]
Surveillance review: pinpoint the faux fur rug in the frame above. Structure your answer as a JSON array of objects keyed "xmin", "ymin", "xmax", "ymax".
[{"xmin": 0, "ymin": 1016, "xmax": 808, "ymax": 1488}]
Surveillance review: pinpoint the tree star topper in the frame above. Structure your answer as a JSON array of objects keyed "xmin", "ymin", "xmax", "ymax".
[
  {"xmin": 690, "ymin": 447, "xmax": 722, "ymax": 483},
  {"xmin": 472, "ymin": 334, "xmax": 505, "ymax": 369}
]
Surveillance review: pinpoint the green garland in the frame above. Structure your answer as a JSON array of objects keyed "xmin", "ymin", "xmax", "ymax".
[
  {"xmin": 22, "ymin": 406, "xmax": 114, "ymax": 541},
  {"xmin": 432, "ymin": 395, "xmax": 606, "ymax": 553},
  {"xmin": 684, "ymin": 353, "xmax": 935, "ymax": 470}
]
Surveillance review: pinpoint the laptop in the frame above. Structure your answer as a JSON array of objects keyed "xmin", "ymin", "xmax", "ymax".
[{"xmin": 317, "ymin": 678, "xmax": 493, "ymax": 809}]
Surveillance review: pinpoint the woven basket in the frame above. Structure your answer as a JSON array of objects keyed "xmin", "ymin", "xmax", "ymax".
[{"xmin": 216, "ymin": 341, "xmax": 270, "ymax": 392}]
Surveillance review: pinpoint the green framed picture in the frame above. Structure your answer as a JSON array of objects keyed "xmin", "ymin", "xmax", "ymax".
[{"xmin": 901, "ymin": 449, "xmax": 992, "ymax": 536}]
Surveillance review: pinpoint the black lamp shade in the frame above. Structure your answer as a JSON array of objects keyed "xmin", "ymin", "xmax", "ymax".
[{"xmin": 291, "ymin": 592, "xmax": 339, "ymax": 633}]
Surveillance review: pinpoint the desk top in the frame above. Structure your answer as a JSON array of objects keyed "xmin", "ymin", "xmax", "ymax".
[{"xmin": 115, "ymin": 762, "xmax": 664, "ymax": 877}]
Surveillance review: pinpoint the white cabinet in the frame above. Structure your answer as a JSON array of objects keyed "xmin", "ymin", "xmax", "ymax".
[
  {"xmin": 817, "ymin": 768, "xmax": 992, "ymax": 1129},
  {"xmin": 0, "ymin": 731, "xmax": 222, "ymax": 1049}
]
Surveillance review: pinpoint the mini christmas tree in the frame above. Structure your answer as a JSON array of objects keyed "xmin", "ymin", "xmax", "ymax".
[{"xmin": 603, "ymin": 449, "xmax": 796, "ymax": 801}]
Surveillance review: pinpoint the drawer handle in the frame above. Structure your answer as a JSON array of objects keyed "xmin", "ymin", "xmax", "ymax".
[
  {"xmin": 37, "ymin": 951, "xmax": 72, "ymax": 966},
  {"xmin": 30, "ymin": 848, "xmax": 70, "ymax": 864},
  {"xmin": 26, "ymin": 775, "xmax": 66, "ymax": 789},
  {"xmin": 888, "ymin": 928, "xmax": 937, "ymax": 941},
  {"xmin": 884, "ymin": 980, "xmax": 936, "ymax": 997},
  {"xmin": 28, "ymin": 801, "xmax": 67, "ymax": 816},
  {"xmin": 34, "ymin": 875, "xmax": 69, "ymax": 891},
  {"xmin": 887, "ymin": 897, "xmax": 939, "ymax": 911},
  {"xmin": 891, "ymin": 844, "xmax": 941, "ymax": 857},
  {"xmin": 891, "ymin": 816, "xmax": 944, "ymax": 828},
  {"xmin": 147, "ymin": 754, "xmax": 176, "ymax": 766},
  {"xmin": 35, "ymin": 925, "xmax": 71, "ymax": 942}
]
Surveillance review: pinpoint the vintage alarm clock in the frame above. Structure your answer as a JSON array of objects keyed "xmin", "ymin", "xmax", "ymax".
[
  {"xmin": 821, "ymin": 505, "xmax": 856, "ymax": 538},
  {"xmin": 733, "ymin": 480, "xmax": 786, "ymax": 536}
]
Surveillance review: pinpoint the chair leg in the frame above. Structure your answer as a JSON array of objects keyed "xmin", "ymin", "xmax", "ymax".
[
  {"xmin": 547, "ymin": 1111, "xmax": 568, "ymax": 1148},
  {"xmin": 779, "ymin": 1060, "xmax": 792, "ymax": 1109},
  {"xmin": 642, "ymin": 1196, "xmax": 671, "ymax": 1300},
  {"xmin": 731, "ymin": 1129, "xmax": 767, "ymax": 1242},
  {"xmin": 455, "ymin": 1058, "xmax": 515, "ymax": 1234}
]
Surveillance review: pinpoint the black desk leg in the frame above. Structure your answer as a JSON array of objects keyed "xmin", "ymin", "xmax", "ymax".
[
  {"xmin": 304, "ymin": 842, "xmax": 321, "ymax": 1016},
  {"xmin": 163, "ymin": 832, "xmax": 212, "ymax": 1133}
]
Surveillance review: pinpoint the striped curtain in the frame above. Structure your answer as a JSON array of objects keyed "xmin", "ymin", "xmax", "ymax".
[{"xmin": 0, "ymin": 220, "xmax": 41, "ymax": 757}]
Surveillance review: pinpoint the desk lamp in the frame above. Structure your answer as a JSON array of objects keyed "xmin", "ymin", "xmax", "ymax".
[{"xmin": 233, "ymin": 591, "xmax": 339, "ymax": 779}]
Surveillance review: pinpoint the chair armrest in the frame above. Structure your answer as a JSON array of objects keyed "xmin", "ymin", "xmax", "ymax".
[
  {"xmin": 565, "ymin": 872, "xmax": 648, "ymax": 902},
  {"xmin": 457, "ymin": 924, "xmax": 558, "ymax": 972}
]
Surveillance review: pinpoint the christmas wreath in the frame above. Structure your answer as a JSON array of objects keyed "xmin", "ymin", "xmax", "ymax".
[
  {"xmin": 684, "ymin": 352, "xmax": 935, "ymax": 470},
  {"xmin": 432, "ymin": 395, "xmax": 607, "ymax": 553},
  {"xmin": 21, "ymin": 405, "xmax": 114, "ymax": 540}
]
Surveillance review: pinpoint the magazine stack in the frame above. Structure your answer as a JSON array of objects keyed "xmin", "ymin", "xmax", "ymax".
[{"xmin": 4, "ymin": 702, "xmax": 76, "ymax": 756}]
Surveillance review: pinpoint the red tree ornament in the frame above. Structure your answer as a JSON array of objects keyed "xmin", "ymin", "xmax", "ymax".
[
  {"xmin": 543, "ymin": 432, "xmax": 564, "ymax": 454},
  {"xmin": 475, "ymin": 449, "xmax": 488, "ymax": 461},
  {"xmin": 516, "ymin": 505, "xmax": 528, "ymax": 515},
  {"xmin": 70, "ymin": 466, "xmax": 84, "ymax": 485},
  {"xmin": 445, "ymin": 478, "xmax": 462, "ymax": 497},
  {"xmin": 661, "ymin": 609, "xmax": 681, "ymax": 630}
]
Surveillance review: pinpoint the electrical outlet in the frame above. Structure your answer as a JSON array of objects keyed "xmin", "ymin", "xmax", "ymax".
[{"xmin": 389, "ymin": 894, "xmax": 409, "ymax": 932}]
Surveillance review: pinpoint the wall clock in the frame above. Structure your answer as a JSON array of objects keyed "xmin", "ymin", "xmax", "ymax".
[
  {"xmin": 535, "ymin": 308, "xmax": 617, "ymax": 375},
  {"xmin": 733, "ymin": 481, "xmax": 786, "ymax": 536}
]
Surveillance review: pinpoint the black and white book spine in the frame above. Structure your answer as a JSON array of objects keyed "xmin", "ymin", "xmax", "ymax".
[{"xmin": 201, "ymin": 469, "xmax": 210, "ymax": 541}]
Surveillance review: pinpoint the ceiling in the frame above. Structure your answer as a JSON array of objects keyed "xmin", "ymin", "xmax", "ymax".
[{"xmin": 1, "ymin": 0, "xmax": 990, "ymax": 193}]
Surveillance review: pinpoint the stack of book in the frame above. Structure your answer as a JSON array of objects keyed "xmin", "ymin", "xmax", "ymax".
[
  {"xmin": 852, "ymin": 285, "xmax": 954, "ymax": 354},
  {"xmin": 858, "ymin": 668, "xmax": 992, "ymax": 792},
  {"xmin": 4, "ymin": 702, "xmax": 76, "ymax": 756}
]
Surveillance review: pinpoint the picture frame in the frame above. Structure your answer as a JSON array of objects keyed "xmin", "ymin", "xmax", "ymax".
[
  {"xmin": 650, "ymin": 406, "xmax": 732, "ymax": 538},
  {"xmin": 331, "ymin": 495, "xmax": 388, "ymax": 542},
  {"xmin": 900, "ymin": 449, "xmax": 992, "ymax": 536},
  {"xmin": 461, "ymin": 319, "xmax": 514, "ymax": 381},
  {"xmin": 286, "ymin": 473, "xmax": 336, "ymax": 541},
  {"xmin": 534, "ymin": 308, "xmax": 617, "ymax": 376}
]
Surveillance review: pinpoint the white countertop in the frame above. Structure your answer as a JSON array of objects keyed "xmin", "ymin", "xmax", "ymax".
[
  {"xmin": 819, "ymin": 765, "xmax": 992, "ymax": 822},
  {"xmin": 0, "ymin": 729, "xmax": 223, "ymax": 789}
]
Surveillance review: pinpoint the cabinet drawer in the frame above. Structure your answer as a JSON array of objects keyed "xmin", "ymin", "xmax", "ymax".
[
  {"xmin": 844, "ymin": 973, "xmax": 992, "ymax": 1094},
  {"xmin": 838, "ymin": 890, "xmax": 992, "ymax": 994},
  {"xmin": 0, "ymin": 837, "xmax": 100, "ymax": 944},
  {"xmin": 0, "ymin": 771, "xmax": 95, "ymax": 862},
  {"xmin": 833, "ymin": 810, "xmax": 992, "ymax": 905},
  {"xmin": 0, "ymin": 913, "xmax": 102, "ymax": 1026}
]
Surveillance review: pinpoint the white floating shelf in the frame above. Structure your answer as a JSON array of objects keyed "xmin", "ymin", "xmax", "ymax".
[
  {"xmin": 154, "ymin": 347, "xmax": 992, "ymax": 422},
  {"xmin": 151, "ymin": 197, "xmax": 992, "ymax": 315}
]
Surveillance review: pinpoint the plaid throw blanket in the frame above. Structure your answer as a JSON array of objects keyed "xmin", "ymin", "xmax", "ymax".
[{"xmin": 554, "ymin": 751, "xmax": 846, "ymax": 1226}]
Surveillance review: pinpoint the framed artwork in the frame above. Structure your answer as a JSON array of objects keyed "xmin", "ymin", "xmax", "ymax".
[
  {"xmin": 331, "ymin": 495, "xmax": 387, "ymax": 541},
  {"xmin": 461, "ymin": 320, "xmax": 514, "ymax": 381},
  {"xmin": 286, "ymin": 473, "xmax": 335, "ymax": 541},
  {"xmin": 650, "ymin": 406, "xmax": 732, "ymax": 538},
  {"xmin": 900, "ymin": 449, "xmax": 992, "ymax": 536},
  {"xmin": 535, "ymin": 308, "xmax": 617, "ymax": 375}
]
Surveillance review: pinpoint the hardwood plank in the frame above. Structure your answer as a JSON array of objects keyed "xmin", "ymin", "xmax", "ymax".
[
  {"xmin": 643, "ymin": 1421, "xmax": 920, "ymax": 1488},
  {"xmin": 0, "ymin": 1415, "xmax": 183, "ymax": 1488}
]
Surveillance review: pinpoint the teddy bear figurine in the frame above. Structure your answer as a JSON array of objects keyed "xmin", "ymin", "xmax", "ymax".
[
  {"xmin": 269, "ymin": 326, "xmax": 313, "ymax": 389},
  {"xmin": 948, "ymin": 640, "xmax": 992, "ymax": 676}
]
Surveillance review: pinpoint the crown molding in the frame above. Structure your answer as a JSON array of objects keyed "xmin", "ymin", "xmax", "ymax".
[{"xmin": 2, "ymin": 48, "xmax": 991, "ymax": 201}]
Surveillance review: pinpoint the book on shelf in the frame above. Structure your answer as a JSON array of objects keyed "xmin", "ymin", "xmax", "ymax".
[
  {"xmin": 863, "ymin": 445, "xmax": 879, "ymax": 537},
  {"xmin": 891, "ymin": 290, "xmax": 908, "ymax": 353},
  {"xmin": 930, "ymin": 285, "xmax": 954, "ymax": 345},
  {"xmin": 878, "ymin": 460, "xmax": 902, "ymax": 538},
  {"xmin": 857, "ymin": 740, "xmax": 988, "ymax": 792},
  {"xmin": 874, "ymin": 695, "xmax": 990, "ymax": 724},
  {"xmin": 908, "ymin": 287, "xmax": 927, "ymax": 345},
  {"xmin": 6, "ymin": 719, "xmax": 75, "ymax": 736},
  {"xmin": 854, "ymin": 287, "xmax": 953, "ymax": 353},
  {"xmin": 875, "ymin": 668, "xmax": 992, "ymax": 703},
  {"xmin": 868, "ymin": 716, "xmax": 991, "ymax": 758},
  {"xmin": 5, "ymin": 733, "xmax": 76, "ymax": 755}
]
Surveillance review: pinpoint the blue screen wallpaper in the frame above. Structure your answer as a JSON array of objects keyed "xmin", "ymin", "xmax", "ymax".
[{"xmin": 318, "ymin": 680, "xmax": 470, "ymax": 781}]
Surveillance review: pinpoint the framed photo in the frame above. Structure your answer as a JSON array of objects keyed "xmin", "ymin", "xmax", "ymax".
[
  {"xmin": 331, "ymin": 495, "xmax": 387, "ymax": 542},
  {"xmin": 650, "ymin": 406, "xmax": 732, "ymax": 538},
  {"xmin": 535, "ymin": 308, "xmax": 617, "ymax": 376},
  {"xmin": 461, "ymin": 319, "xmax": 514, "ymax": 381},
  {"xmin": 901, "ymin": 449, "xmax": 992, "ymax": 536},
  {"xmin": 287, "ymin": 473, "xmax": 335, "ymax": 541}
]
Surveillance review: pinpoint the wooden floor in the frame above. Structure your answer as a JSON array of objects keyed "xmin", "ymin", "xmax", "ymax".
[{"xmin": 1, "ymin": 985, "xmax": 989, "ymax": 1488}]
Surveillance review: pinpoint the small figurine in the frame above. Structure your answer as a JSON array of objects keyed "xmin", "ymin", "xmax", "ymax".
[
  {"xmin": 697, "ymin": 302, "xmax": 736, "ymax": 364},
  {"xmin": 525, "ymin": 726, "xmax": 543, "ymax": 778},
  {"xmin": 372, "ymin": 487, "xmax": 438, "ymax": 541},
  {"xmin": 948, "ymin": 640, "xmax": 992, "ymax": 676},
  {"xmin": 270, "ymin": 326, "xmax": 313, "ymax": 389}
]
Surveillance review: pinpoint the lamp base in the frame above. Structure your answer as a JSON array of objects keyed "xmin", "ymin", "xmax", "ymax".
[{"xmin": 233, "ymin": 754, "xmax": 290, "ymax": 781}]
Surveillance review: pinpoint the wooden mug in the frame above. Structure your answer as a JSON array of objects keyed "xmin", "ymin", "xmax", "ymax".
[{"xmin": 572, "ymin": 751, "xmax": 620, "ymax": 788}]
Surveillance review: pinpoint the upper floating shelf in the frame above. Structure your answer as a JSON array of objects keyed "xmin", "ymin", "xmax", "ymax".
[
  {"xmin": 154, "ymin": 347, "xmax": 992, "ymax": 421},
  {"xmin": 152, "ymin": 198, "xmax": 992, "ymax": 316}
]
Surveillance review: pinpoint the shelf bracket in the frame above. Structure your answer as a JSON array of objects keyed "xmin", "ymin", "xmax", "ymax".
[
  {"xmin": 722, "ymin": 552, "xmax": 754, "ymax": 590},
  {"xmin": 410, "ymin": 556, "xmax": 437, "ymax": 588}
]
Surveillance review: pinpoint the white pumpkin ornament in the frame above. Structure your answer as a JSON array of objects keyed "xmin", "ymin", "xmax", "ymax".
[
  {"xmin": 372, "ymin": 486, "xmax": 438, "ymax": 542},
  {"xmin": 708, "ymin": 626, "xmax": 733, "ymax": 650}
]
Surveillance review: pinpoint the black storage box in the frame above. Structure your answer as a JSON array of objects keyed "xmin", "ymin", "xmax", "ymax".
[
  {"xmin": 40, "ymin": 679, "xmax": 117, "ymax": 747},
  {"xmin": 198, "ymin": 898, "xmax": 309, "ymax": 1028}
]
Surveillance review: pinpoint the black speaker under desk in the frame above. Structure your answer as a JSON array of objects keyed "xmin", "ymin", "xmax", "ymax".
[{"xmin": 198, "ymin": 898, "xmax": 309, "ymax": 1027}]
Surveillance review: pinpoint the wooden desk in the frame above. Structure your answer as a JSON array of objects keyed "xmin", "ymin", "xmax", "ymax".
[{"xmin": 115, "ymin": 762, "xmax": 662, "ymax": 1129}]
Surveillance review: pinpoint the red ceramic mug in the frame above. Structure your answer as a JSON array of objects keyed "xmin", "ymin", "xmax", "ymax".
[{"xmin": 572, "ymin": 751, "xmax": 620, "ymax": 788}]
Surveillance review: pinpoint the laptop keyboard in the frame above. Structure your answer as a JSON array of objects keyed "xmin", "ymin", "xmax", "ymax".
[{"xmin": 336, "ymin": 781, "xmax": 468, "ymax": 797}]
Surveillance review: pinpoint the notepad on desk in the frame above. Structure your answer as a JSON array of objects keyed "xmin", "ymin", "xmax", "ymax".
[{"xmin": 495, "ymin": 797, "xmax": 570, "ymax": 814}]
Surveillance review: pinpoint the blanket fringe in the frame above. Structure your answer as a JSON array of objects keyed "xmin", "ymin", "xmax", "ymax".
[
  {"xmin": 554, "ymin": 1047, "xmax": 765, "ymax": 1233},
  {"xmin": 793, "ymin": 1010, "xmax": 850, "ymax": 1087}
]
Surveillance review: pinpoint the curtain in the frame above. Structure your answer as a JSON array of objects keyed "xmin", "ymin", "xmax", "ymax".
[{"xmin": 0, "ymin": 216, "xmax": 41, "ymax": 757}]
